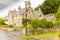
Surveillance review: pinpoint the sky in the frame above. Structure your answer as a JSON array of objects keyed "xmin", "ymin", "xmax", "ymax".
[{"xmin": 0, "ymin": 0, "xmax": 45, "ymax": 17}]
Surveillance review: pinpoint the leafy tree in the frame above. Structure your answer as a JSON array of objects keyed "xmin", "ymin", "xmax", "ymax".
[
  {"xmin": 35, "ymin": 0, "xmax": 60, "ymax": 14},
  {"xmin": 55, "ymin": 6, "xmax": 60, "ymax": 24},
  {"xmin": 0, "ymin": 18, "xmax": 5, "ymax": 25},
  {"xmin": 0, "ymin": 18, "xmax": 13, "ymax": 28}
]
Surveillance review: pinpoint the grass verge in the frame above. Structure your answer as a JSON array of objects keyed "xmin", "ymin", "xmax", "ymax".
[{"xmin": 21, "ymin": 31, "xmax": 60, "ymax": 39}]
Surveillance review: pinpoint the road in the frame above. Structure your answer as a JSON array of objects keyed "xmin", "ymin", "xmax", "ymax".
[
  {"xmin": 0, "ymin": 30, "xmax": 8, "ymax": 40},
  {"xmin": 0, "ymin": 30, "xmax": 25, "ymax": 40}
]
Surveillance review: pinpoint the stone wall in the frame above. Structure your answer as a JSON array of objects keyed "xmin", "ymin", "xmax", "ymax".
[{"xmin": 27, "ymin": 28, "xmax": 54, "ymax": 35}]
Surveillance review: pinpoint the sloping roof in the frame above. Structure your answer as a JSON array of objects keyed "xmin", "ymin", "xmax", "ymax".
[{"xmin": 34, "ymin": 10, "xmax": 44, "ymax": 18}]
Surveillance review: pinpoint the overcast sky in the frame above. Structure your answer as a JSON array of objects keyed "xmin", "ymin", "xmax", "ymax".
[{"xmin": 0, "ymin": 0, "xmax": 45, "ymax": 17}]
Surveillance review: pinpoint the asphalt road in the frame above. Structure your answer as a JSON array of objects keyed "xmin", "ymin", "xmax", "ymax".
[{"xmin": 0, "ymin": 30, "xmax": 24, "ymax": 40}]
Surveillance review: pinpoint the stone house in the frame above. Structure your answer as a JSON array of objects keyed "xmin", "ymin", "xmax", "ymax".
[
  {"xmin": 5, "ymin": 0, "xmax": 44, "ymax": 27},
  {"xmin": 5, "ymin": 0, "xmax": 55, "ymax": 29}
]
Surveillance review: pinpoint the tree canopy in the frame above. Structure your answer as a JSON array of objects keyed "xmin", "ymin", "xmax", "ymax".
[
  {"xmin": 0, "ymin": 18, "xmax": 5, "ymax": 25},
  {"xmin": 55, "ymin": 6, "xmax": 60, "ymax": 24},
  {"xmin": 35, "ymin": 0, "xmax": 60, "ymax": 14}
]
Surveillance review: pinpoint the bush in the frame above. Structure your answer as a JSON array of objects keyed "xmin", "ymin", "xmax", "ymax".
[
  {"xmin": 38, "ymin": 19, "xmax": 48, "ymax": 28},
  {"xmin": 22, "ymin": 18, "xmax": 54, "ymax": 29},
  {"xmin": 9, "ymin": 25, "xmax": 13, "ymax": 28},
  {"xmin": 27, "ymin": 24, "xmax": 32, "ymax": 29},
  {"xmin": 47, "ymin": 21, "xmax": 54, "ymax": 28},
  {"xmin": 30, "ymin": 19, "xmax": 39, "ymax": 29},
  {"xmin": 38, "ymin": 19, "xmax": 54, "ymax": 28},
  {"xmin": 22, "ymin": 18, "xmax": 30, "ymax": 27}
]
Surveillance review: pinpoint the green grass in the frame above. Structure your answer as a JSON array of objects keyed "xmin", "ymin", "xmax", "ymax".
[
  {"xmin": 0, "ymin": 25, "xmax": 12, "ymax": 28},
  {"xmin": 21, "ymin": 31, "xmax": 60, "ymax": 39}
]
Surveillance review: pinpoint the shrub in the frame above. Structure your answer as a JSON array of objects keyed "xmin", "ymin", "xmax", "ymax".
[
  {"xmin": 30, "ymin": 19, "xmax": 39, "ymax": 29},
  {"xmin": 38, "ymin": 19, "xmax": 48, "ymax": 28},
  {"xmin": 22, "ymin": 18, "xmax": 54, "ymax": 29},
  {"xmin": 27, "ymin": 24, "xmax": 32, "ymax": 29},
  {"xmin": 38, "ymin": 19, "xmax": 54, "ymax": 28},
  {"xmin": 47, "ymin": 21, "xmax": 54, "ymax": 28},
  {"xmin": 9, "ymin": 25, "xmax": 13, "ymax": 28},
  {"xmin": 22, "ymin": 18, "xmax": 30, "ymax": 27}
]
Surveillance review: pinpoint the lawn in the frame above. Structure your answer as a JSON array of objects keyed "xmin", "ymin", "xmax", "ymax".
[
  {"xmin": 21, "ymin": 31, "xmax": 60, "ymax": 39},
  {"xmin": 0, "ymin": 25, "xmax": 12, "ymax": 28}
]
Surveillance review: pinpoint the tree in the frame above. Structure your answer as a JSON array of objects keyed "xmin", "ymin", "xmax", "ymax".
[
  {"xmin": 0, "ymin": 18, "xmax": 5, "ymax": 25},
  {"xmin": 55, "ymin": 6, "xmax": 60, "ymax": 24},
  {"xmin": 35, "ymin": 0, "xmax": 60, "ymax": 14}
]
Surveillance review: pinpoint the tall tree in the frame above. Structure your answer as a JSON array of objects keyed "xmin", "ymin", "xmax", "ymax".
[{"xmin": 35, "ymin": 0, "xmax": 60, "ymax": 14}]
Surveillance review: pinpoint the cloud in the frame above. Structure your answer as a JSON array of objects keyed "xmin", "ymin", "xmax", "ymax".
[
  {"xmin": 0, "ymin": 0, "xmax": 20, "ymax": 10},
  {"xmin": 0, "ymin": 0, "xmax": 45, "ymax": 17},
  {"xmin": 0, "ymin": 3, "xmax": 5, "ymax": 9}
]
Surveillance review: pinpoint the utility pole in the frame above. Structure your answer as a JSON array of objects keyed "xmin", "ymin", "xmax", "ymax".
[
  {"xmin": 25, "ymin": 1, "xmax": 28, "ymax": 35},
  {"xmin": 25, "ymin": 13, "xmax": 28, "ymax": 35},
  {"xmin": 24, "ymin": 0, "xmax": 31, "ymax": 35}
]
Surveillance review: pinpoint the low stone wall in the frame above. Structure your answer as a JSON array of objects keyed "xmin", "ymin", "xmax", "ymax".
[
  {"xmin": 55, "ymin": 28, "xmax": 60, "ymax": 32},
  {"xmin": 27, "ymin": 28, "xmax": 54, "ymax": 35},
  {"xmin": 26, "ymin": 28, "xmax": 60, "ymax": 35}
]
